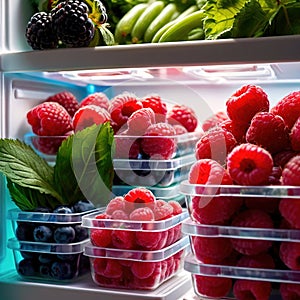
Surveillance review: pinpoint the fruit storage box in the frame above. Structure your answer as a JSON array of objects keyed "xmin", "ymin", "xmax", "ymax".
[
  {"xmin": 7, "ymin": 238, "xmax": 90, "ymax": 282},
  {"xmin": 81, "ymin": 209, "xmax": 189, "ymax": 251},
  {"xmin": 113, "ymin": 154, "xmax": 196, "ymax": 187},
  {"xmin": 84, "ymin": 235, "xmax": 190, "ymax": 290}
]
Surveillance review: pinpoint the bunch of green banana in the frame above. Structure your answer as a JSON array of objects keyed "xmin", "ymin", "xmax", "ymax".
[{"xmin": 114, "ymin": 1, "xmax": 203, "ymax": 44}]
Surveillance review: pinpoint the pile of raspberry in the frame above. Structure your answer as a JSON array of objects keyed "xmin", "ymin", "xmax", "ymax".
[
  {"xmin": 26, "ymin": 90, "xmax": 199, "ymax": 159},
  {"xmin": 84, "ymin": 187, "xmax": 187, "ymax": 289},
  {"xmin": 187, "ymin": 85, "xmax": 300, "ymax": 300}
]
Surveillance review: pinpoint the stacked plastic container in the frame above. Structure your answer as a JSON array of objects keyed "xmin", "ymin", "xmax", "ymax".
[
  {"xmin": 81, "ymin": 208, "xmax": 190, "ymax": 290},
  {"xmin": 180, "ymin": 181, "xmax": 300, "ymax": 299},
  {"xmin": 7, "ymin": 208, "xmax": 95, "ymax": 282}
]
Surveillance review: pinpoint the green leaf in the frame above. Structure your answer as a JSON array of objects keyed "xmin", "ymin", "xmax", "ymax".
[
  {"xmin": 54, "ymin": 123, "xmax": 115, "ymax": 207},
  {"xmin": 0, "ymin": 139, "xmax": 63, "ymax": 203}
]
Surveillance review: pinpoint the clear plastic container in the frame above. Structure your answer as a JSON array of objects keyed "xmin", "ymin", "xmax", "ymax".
[
  {"xmin": 113, "ymin": 154, "xmax": 195, "ymax": 187},
  {"xmin": 82, "ymin": 209, "xmax": 189, "ymax": 250},
  {"xmin": 7, "ymin": 238, "xmax": 90, "ymax": 282},
  {"xmin": 85, "ymin": 236, "xmax": 189, "ymax": 290}
]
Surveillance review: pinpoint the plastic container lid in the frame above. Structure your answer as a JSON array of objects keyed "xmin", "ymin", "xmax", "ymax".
[{"xmin": 84, "ymin": 235, "xmax": 190, "ymax": 261}]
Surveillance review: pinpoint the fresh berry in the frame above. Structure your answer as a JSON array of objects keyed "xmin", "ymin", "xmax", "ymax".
[
  {"xmin": 80, "ymin": 92, "xmax": 110, "ymax": 110},
  {"xmin": 230, "ymin": 209, "xmax": 274, "ymax": 255},
  {"xmin": 135, "ymin": 231, "xmax": 161, "ymax": 250},
  {"xmin": 27, "ymin": 102, "xmax": 73, "ymax": 136},
  {"xmin": 113, "ymin": 133, "xmax": 141, "ymax": 159},
  {"xmin": 94, "ymin": 258, "xmax": 123, "ymax": 279},
  {"xmin": 111, "ymin": 210, "xmax": 129, "ymax": 220},
  {"xmin": 168, "ymin": 201, "xmax": 182, "ymax": 215},
  {"xmin": 172, "ymin": 124, "xmax": 188, "ymax": 135},
  {"xmin": 53, "ymin": 226, "xmax": 76, "ymax": 243},
  {"xmin": 90, "ymin": 229, "xmax": 112, "ymax": 247},
  {"xmin": 127, "ymin": 108, "xmax": 155, "ymax": 136},
  {"xmin": 153, "ymin": 201, "xmax": 173, "ymax": 220},
  {"xmin": 226, "ymin": 84, "xmax": 269, "ymax": 124},
  {"xmin": 280, "ymin": 283, "xmax": 300, "ymax": 300},
  {"xmin": 245, "ymin": 195, "xmax": 280, "ymax": 214},
  {"xmin": 25, "ymin": 12, "xmax": 58, "ymax": 50},
  {"xmin": 233, "ymin": 279, "xmax": 272, "ymax": 300},
  {"xmin": 141, "ymin": 94, "xmax": 167, "ymax": 123},
  {"xmin": 290, "ymin": 116, "xmax": 300, "ymax": 151},
  {"xmin": 72, "ymin": 199, "xmax": 95, "ymax": 212},
  {"xmin": 191, "ymin": 195, "xmax": 242, "ymax": 225},
  {"xmin": 111, "ymin": 230, "xmax": 136, "ymax": 249},
  {"xmin": 129, "ymin": 207, "xmax": 155, "ymax": 221},
  {"xmin": 191, "ymin": 236, "xmax": 233, "ymax": 264},
  {"xmin": 45, "ymin": 91, "xmax": 79, "ymax": 117},
  {"xmin": 227, "ymin": 143, "xmax": 274, "ymax": 185},
  {"xmin": 123, "ymin": 187, "xmax": 156, "ymax": 212},
  {"xmin": 281, "ymin": 155, "xmax": 300, "ymax": 185},
  {"xmin": 279, "ymin": 198, "xmax": 300, "ymax": 229},
  {"xmin": 202, "ymin": 111, "xmax": 229, "ymax": 132},
  {"xmin": 167, "ymin": 104, "xmax": 198, "ymax": 132},
  {"xmin": 267, "ymin": 166, "xmax": 283, "ymax": 185},
  {"xmin": 131, "ymin": 261, "xmax": 156, "ymax": 279},
  {"xmin": 141, "ymin": 122, "xmax": 177, "ymax": 159},
  {"xmin": 105, "ymin": 196, "xmax": 126, "ymax": 215},
  {"xmin": 32, "ymin": 135, "xmax": 68, "ymax": 155},
  {"xmin": 271, "ymin": 91, "xmax": 300, "ymax": 129},
  {"xmin": 273, "ymin": 150, "xmax": 298, "ymax": 168},
  {"xmin": 52, "ymin": 0, "xmax": 95, "ymax": 47},
  {"xmin": 189, "ymin": 159, "xmax": 233, "ymax": 185},
  {"xmin": 246, "ymin": 112, "xmax": 290, "ymax": 154},
  {"xmin": 108, "ymin": 92, "xmax": 143, "ymax": 128},
  {"xmin": 220, "ymin": 119, "xmax": 249, "ymax": 143},
  {"xmin": 33, "ymin": 225, "xmax": 53, "ymax": 242},
  {"xmin": 236, "ymin": 253, "xmax": 275, "ymax": 269},
  {"xmin": 18, "ymin": 259, "xmax": 37, "ymax": 276},
  {"xmin": 194, "ymin": 275, "xmax": 232, "ymax": 298},
  {"xmin": 195, "ymin": 128, "xmax": 237, "ymax": 165},
  {"xmin": 72, "ymin": 104, "xmax": 111, "ymax": 131}
]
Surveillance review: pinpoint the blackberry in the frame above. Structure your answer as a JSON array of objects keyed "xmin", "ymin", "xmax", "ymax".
[
  {"xmin": 52, "ymin": 0, "xmax": 95, "ymax": 47},
  {"xmin": 25, "ymin": 12, "xmax": 58, "ymax": 50}
]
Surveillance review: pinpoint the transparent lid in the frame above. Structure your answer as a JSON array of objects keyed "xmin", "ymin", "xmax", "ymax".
[
  {"xmin": 180, "ymin": 180, "xmax": 300, "ymax": 198},
  {"xmin": 182, "ymin": 218, "xmax": 300, "ymax": 242},
  {"xmin": 7, "ymin": 208, "xmax": 99, "ymax": 224},
  {"xmin": 82, "ymin": 209, "xmax": 189, "ymax": 231},
  {"xmin": 7, "ymin": 238, "xmax": 89, "ymax": 254},
  {"xmin": 184, "ymin": 252, "xmax": 300, "ymax": 284},
  {"xmin": 84, "ymin": 235, "xmax": 189, "ymax": 261}
]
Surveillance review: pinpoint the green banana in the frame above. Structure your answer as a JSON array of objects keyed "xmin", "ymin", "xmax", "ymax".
[
  {"xmin": 114, "ymin": 3, "xmax": 149, "ymax": 44},
  {"xmin": 144, "ymin": 3, "xmax": 178, "ymax": 43},
  {"xmin": 131, "ymin": 1, "xmax": 165, "ymax": 43},
  {"xmin": 151, "ymin": 5, "xmax": 199, "ymax": 43},
  {"xmin": 158, "ymin": 10, "xmax": 204, "ymax": 43}
]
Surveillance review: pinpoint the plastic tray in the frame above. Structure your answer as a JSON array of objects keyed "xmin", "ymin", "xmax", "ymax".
[
  {"xmin": 113, "ymin": 154, "xmax": 195, "ymax": 187},
  {"xmin": 7, "ymin": 238, "xmax": 90, "ymax": 282}
]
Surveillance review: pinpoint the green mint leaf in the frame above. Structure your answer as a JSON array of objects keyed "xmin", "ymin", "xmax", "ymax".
[
  {"xmin": 0, "ymin": 139, "xmax": 64, "ymax": 204},
  {"xmin": 54, "ymin": 123, "xmax": 115, "ymax": 207}
]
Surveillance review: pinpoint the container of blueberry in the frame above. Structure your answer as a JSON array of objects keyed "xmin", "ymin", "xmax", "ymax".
[
  {"xmin": 113, "ymin": 154, "xmax": 196, "ymax": 187},
  {"xmin": 7, "ymin": 238, "xmax": 90, "ymax": 282},
  {"xmin": 84, "ymin": 235, "xmax": 190, "ymax": 290}
]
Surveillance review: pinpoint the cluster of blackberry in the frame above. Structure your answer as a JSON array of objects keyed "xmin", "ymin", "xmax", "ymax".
[{"xmin": 25, "ymin": 0, "xmax": 108, "ymax": 50}]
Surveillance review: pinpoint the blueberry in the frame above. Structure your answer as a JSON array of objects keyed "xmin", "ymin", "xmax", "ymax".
[
  {"xmin": 38, "ymin": 254, "xmax": 53, "ymax": 264},
  {"xmin": 33, "ymin": 225, "xmax": 53, "ymax": 242},
  {"xmin": 53, "ymin": 206, "xmax": 73, "ymax": 214},
  {"xmin": 40, "ymin": 264, "xmax": 51, "ymax": 277},
  {"xmin": 54, "ymin": 226, "xmax": 75, "ymax": 243},
  {"xmin": 78, "ymin": 254, "xmax": 90, "ymax": 275},
  {"xmin": 74, "ymin": 224, "xmax": 88, "ymax": 242},
  {"xmin": 18, "ymin": 259, "xmax": 37, "ymax": 277},
  {"xmin": 51, "ymin": 261, "xmax": 75, "ymax": 280},
  {"xmin": 72, "ymin": 200, "xmax": 95, "ymax": 213},
  {"xmin": 16, "ymin": 223, "xmax": 34, "ymax": 241},
  {"xmin": 32, "ymin": 207, "xmax": 52, "ymax": 221}
]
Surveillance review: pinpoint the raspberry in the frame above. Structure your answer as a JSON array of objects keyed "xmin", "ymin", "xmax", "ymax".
[
  {"xmin": 131, "ymin": 261, "xmax": 156, "ymax": 279},
  {"xmin": 153, "ymin": 202, "xmax": 173, "ymax": 220},
  {"xmin": 52, "ymin": 0, "xmax": 95, "ymax": 47},
  {"xmin": 27, "ymin": 102, "xmax": 73, "ymax": 136},
  {"xmin": 280, "ymin": 283, "xmax": 300, "ymax": 300},
  {"xmin": 279, "ymin": 198, "xmax": 300, "ymax": 229},
  {"xmin": 135, "ymin": 231, "xmax": 161, "ymax": 250},
  {"xmin": 132, "ymin": 262, "xmax": 161, "ymax": 288},
  {"xmin": 280, "ymin": 242, "xmax": 300, "ymax": 270},
  {"xmin": 226, "ymin": 84, "xmax": 269, "ymax": 124},
  {"xmin": 230, "ymin": 209, "xmax": 274, "ymax": 255},
  {"xmin": 220, "ymin": 119, "xmax": 249, "ymax": 143},
  {"xmin": 141, "ymin": 123, "xmax": 177, "ymax": 159},
  {"xmin": 273, "ymin": 150, "xmax": 298, "ymax": 168},
  {"xmin": 168, "ymin": 201, "xmax": 182, "ymax": 215},
  {"xmin": 105, "ymin": 196, "xmax": 126, "ymax": 215},
  {"xmin": 167, "ymin": 104, "xmax": 198, "ymax": 132},
  {"xmin": 32, "ymin": 135, "xmax": 68, "ymax": 155},
  {"xmin": 124, "ymin": 187, "xmax": 156, "ymax": 212},
  {"xmin": 271, "ymin": 91, "xmax": 300, "ymax": 129},
  {"xmin": 267, "ymin": 166, "xmax": 283, "ymax": 185},
  {"xmin": 236, "ymin": 253, "xmax": 275, "ymax": 269},
  {"xmin": 111, "ymin": 230, "xmax": 136, "ymax": 249},
  {"xmin": 191, "ymin": 236, "xmax": 233, "ymax": 264},
  {"xmin": 227, "ymin": 143, "xmax": 274, "ymax": 186},
  {"xmin": 111, "ymin": 210, "xmax": 129, "ymax": 220},
  {"xmin": 202, "ymin": 111, "xmax": 229, "ymax": 132},
  {"xmin": 188, "ymin": 159, "xmax": 233, "ymax": 185},
  {"xmin": 233, "ymin": 279, "xmax": 272, "ymax": 300},
  {"xmin": 108, "ymin": 92, "xmax": 143, "ymax": 128},
  {"xmin": 113, "ymin": 133, "xmax": 141, "ymax": 159},
  {"xmin": 245, "ymin": 196, "xmax": 280, "ymax": 214},
  {"xmin": 290, "ymin": 117, "xmax": 300, "ymax": 151},
  {"xmin": 191, "ymin": 195, "xmax": 242, "ymax": 225},
  {"xmin": 93, "ymin": 258, "xmax": 123, "ymax": 278},
  {"xmin": 72, "ymin": 104, "xmax": 110, "ymax": 131},
  {"xmin": 129, "ymin": 207, "xmax": 155, "ymax": 221},
  {"xmin": 90, "ymin": 229, "xmax": 112, "ymax": 247},
  {"xmin": 141, "ymin": 94, "xmax": 167, "ymax": 123},
  {"xmin": 194, "ymin": 275, "xmax": 232, "ymax": 298},
  {"xmin": 127, "ymin": 108, "xmax": 155, "ymax": 136},
  {"xmin": 80, "ymin": 92, "xmax": 110, "ymax": 110},
  {"xmin": 282, "ymin": 155, "xmax": 300, "ymax": 185},
  {"xmin": 195, "ymin": 128, "xmax": 238, "ymax": 165},
  {"xmin": 172, "ymin": 124, "xmax": 188, "ymax": 135},
  {"xmin": 45, "ymin": 91, "xmax": 79, "ymax": 117},
  {"xmin": 25, "ymin": 12, "xmax": 58, "ymax": 50}
]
